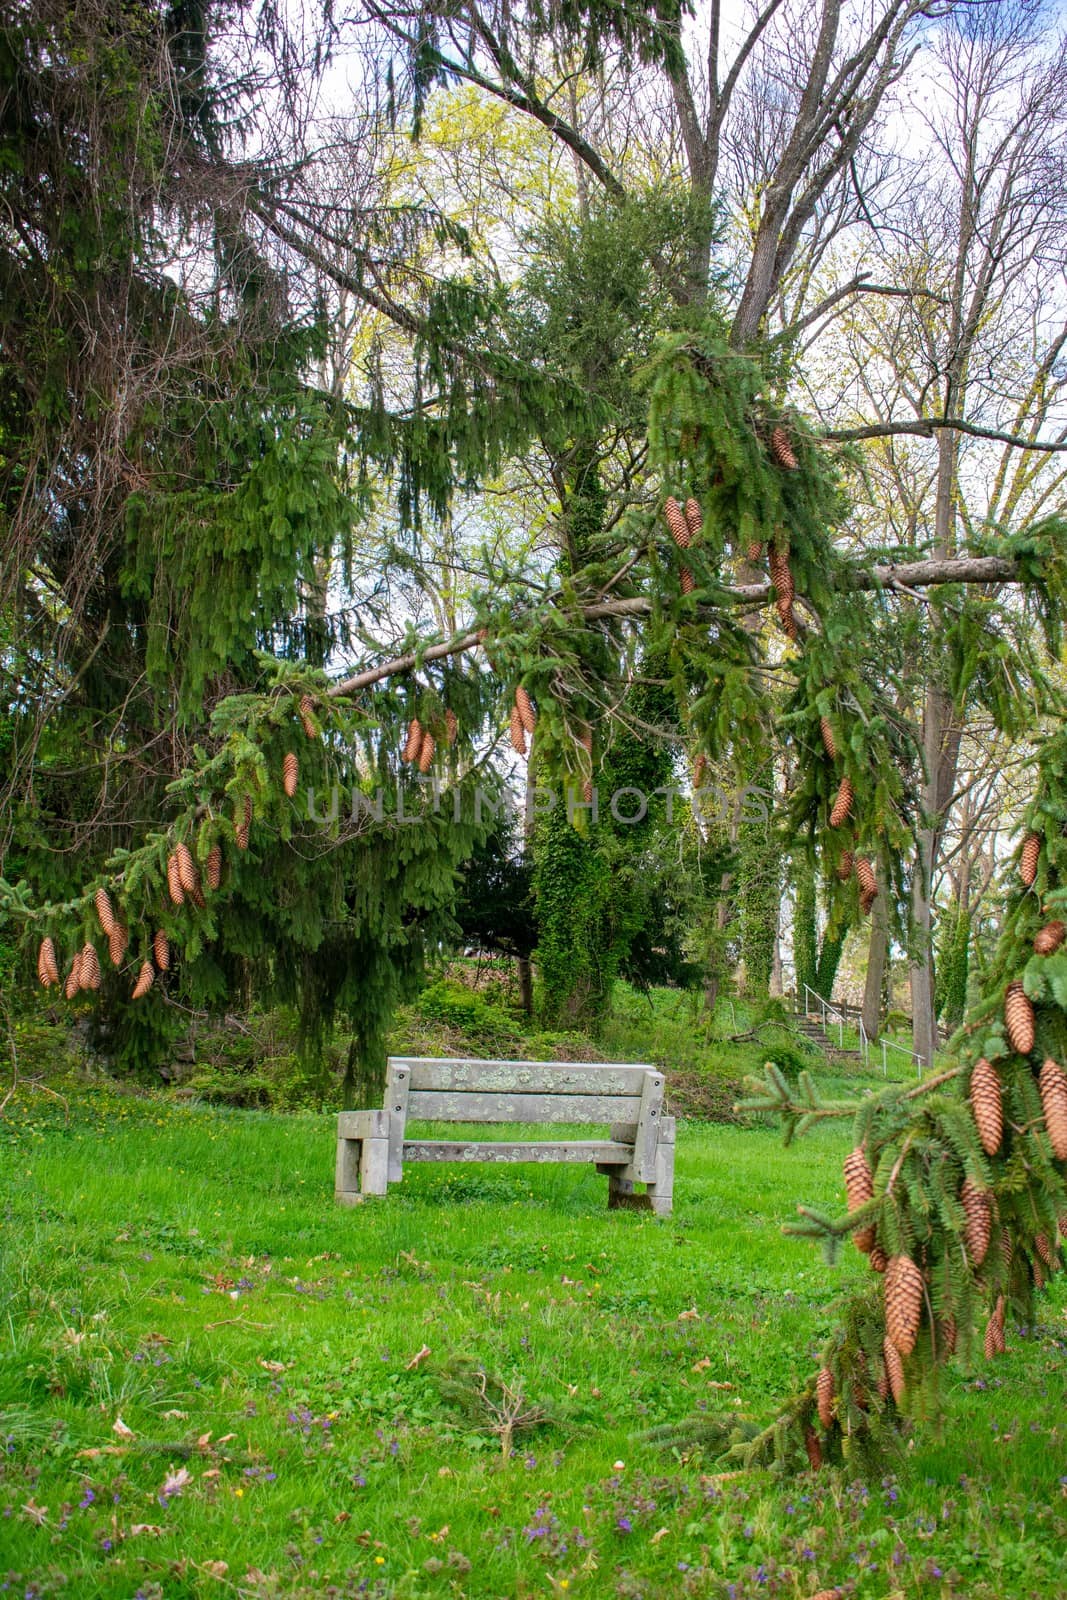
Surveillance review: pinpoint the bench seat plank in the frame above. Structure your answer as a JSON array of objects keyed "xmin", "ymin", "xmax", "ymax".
[
  {"xmin": 401, "ymin": 1139, "xmax": 634, "ymax": 1164},
  {"xmin": 406, "ymin": 1089, "xmax": 642, "ymax": 1123},
  {"xmin": 394, "ymin": 1058, "xmax": 654, "ymax": 1094}
]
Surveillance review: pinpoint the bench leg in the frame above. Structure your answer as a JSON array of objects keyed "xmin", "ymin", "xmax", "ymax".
[
  {"xmin": 336, "ymin": 1109, "xmax": 391, "ymax": 1202},
  {"xmin": 645, "ymin": 1138, "xmax": 675, "ymax": 1217}
]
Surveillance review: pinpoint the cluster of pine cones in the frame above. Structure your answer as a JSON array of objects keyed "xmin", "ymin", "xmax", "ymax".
[
  {"xmin": 663, "ymin": 495, "xmax": 703, "ymax": 595},
  {"xmin": 401, "ymin": 707, "xmax": 458, "ymax": 773},
  {"xmin": 508, "ymin": 688, "xmax": 537, "ymax": 758},
  {"xmin": 37, "ymin": 691, "xmax": 324, "ymax": 1002},
  {"xmin": 819, "ymin": 715, "xmax": 876, "ymax": 914}
]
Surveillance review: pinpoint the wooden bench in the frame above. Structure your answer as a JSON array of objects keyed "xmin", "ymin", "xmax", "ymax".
[{"xmin": 335, "ymin": 1057, "xmax": 675, "ymax": 1214}]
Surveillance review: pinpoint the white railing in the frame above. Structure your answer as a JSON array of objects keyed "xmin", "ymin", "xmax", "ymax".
[{"xmin": 799, "ymin": 984, "xmax": 926, "ymax": 1078}]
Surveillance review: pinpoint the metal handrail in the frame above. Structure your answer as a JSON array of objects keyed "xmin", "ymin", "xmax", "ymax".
[{"xmin": 799, "ymin": 984, "xmax": 926, "ymax": 1077}]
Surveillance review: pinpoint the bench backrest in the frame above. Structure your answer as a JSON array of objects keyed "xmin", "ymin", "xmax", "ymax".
[{"xmin": 387, "ymin": 1056, "xmax": 660, "ymax": 1125}]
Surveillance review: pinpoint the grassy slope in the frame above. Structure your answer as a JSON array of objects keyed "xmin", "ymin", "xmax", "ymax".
[{"xmin": 2, "ymin": 1084, "xmax": 1066, "ymax": 1599}]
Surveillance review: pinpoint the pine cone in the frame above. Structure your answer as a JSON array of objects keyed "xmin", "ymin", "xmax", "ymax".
[
  {"xmin": 153, "ymin": 931, "xmax": 170, "ymax": 971},
  {"xmin": 836, "ymin": 850, "xmax": 855, "ymax": 883},
  {"xmin": 746, "ymin": 540, "xmax": 764, "ymax": 563},
  {"xmin": 768, "ymin": 545, "xmax": 794, "ymax": 603},
  {"xmin": 969, "ymin": 1057, "xmax": 1002, "ymax": 1156},
  {"xmin": 961, "ymin": 1178, "xmax": 992, "ymax": 1267},
  {"xmin": 583, "ymin": 778, "xmax": 594, "ymax": 805},
  {"xmin": 684, "ymin": 497, "xmax": 702, "ymax": 544},
  {"xmin": 816, "ymin": 1366, "xmax": 834, "ymax": 1430},
  {"xmin": 770, "ymin": 425, "xmax": 798, "ymax": 470},
  {"xmin": 37, "ymin": 938, "xmax": 59, "ymax": 988},
  {"xmin": 993, "ymin": 1295, "xmax": 1006, "ymax": 1353},
  {"xmin": 829, "ymin": 775, "xmax": 855, "ymax": 829},
  {"xmin": 1000, "ymin": 1230, "xmax": 1014, "ymax": 1271},
  {"xmin": 166, "ymin": 852, "xmax": 185, "ymax": 906},
  {"xmin": 776, "ymin": 594, "xmax": 798, "ymax": 639},
  {"xmin": 283, "ymin": 752, "xmax": 299, "ymax": 798},
  {"xmin": 819, "ymin": 716, "xmax": 837, "ymax": 761},
  {"xmin": 1035, "ymin": 1231, "xmax": 1057, "ymax": 1270},
  {"xmin": 579, "ymin": 726, "xmax": 593, "ymax": 755},
  {"xmin": 175, "ymin": 843, "xmax": 198, "ymax": 894},
  {"xmin": 509, "ymin": 704, "xmax": 527, "ymax": 757},
  {"xmin": 418, "ymin": 731, "xmax": 436, "ymax": 774},
  {"xmin": 1038, "ymin": 1057, "xmax": 1067, "ymax": 1160},
  {"xmin": 843, "ymin": 1146, "xmax": 875, "ymax": 1253},
  {"xmin": 882, "ymin": 1337, "xmax": 905, "ymax": 1406},
  {"xmin": 298, "ymin": 693, "xmax": 319, "ymax": 739},
  {"xmin": 664, "ymin": 497, "xmax": 690, "ymax": 549},
  {"xmin": 1004, "ymin": 980, "xmax": 1035, "ymax": 1054},
  {"xmin": 983, "ymin": 1307, "xmax": 999, "ymax": 1360},
  {"xmin": 205, "ymin": 844, "xmax": 222, "ymax": 891},
  {"xmin": 1020, "ymin": 831, "xmax": 1040, "ymax": 887},
  {"xmin": 939, "ymin": 1314, "xmax": 957, "ymax": 1357},
  {"xmin": 885, "ymin": 1254, "xmax": 924, "ymax": 1355},
  {"xmin": 402, "ymin": 718, "xmax": 423, "ymax": 763},
  {"xmin": 107, "ymin": 921, "xmax": 128, "ymax": 967},
  {"xmin": 804, "ymin": 1425, "xmax": 822, "ymax": 1471},
  {"xmin": 94, "ymin": 888, "xmax": 115, "ymax": 937},
  {"xmin": 515, "ymin": 686, "xmax": 537, "ymax": 734},
  {"xmin": 1034, "ymin": 919, "xmax": 1066, "ymax": 956},
  {"xmin": 1034, "ymin": 1255, "xmax": 1046, "ymax": 1291},
  {"xmin": 444, "ymin": 708, "xmax": 458, "ymax": 746},
  {"xmin": 869, "ymin": 1244, "xmax": 888, "ymax": 1273},
  {"xmin": 131, "ymin": 961, "xmax": 154, "ymax": 1000},
  {"xmin": 680, "ymin": 566, "xmax": 695, "ymax": 595},
  {"xmin": 235, "ymin": 796, "xmax": 252, "ymax": 851},
  {"xmin": 693, "ymin": 754, "xmax": 707, "ymax": 790},
  {"xmin": 80, "ymin": 943, "xmax": 101, "ymax": 992},
  {"xmin": 190, "ymin": 882, "xmax": 206, "ymax": 910},
  {"xmin": 64, "ymin": 951, "xmax": 83, "ymax": 1000}
]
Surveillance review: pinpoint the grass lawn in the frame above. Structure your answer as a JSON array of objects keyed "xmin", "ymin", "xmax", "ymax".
[{"xmin": 2, "ymin": 1084, "xmax": 1066, "ymax": 1598}]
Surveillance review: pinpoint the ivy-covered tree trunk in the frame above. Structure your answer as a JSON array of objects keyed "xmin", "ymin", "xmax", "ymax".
[
  {"xmin": 738, "ymin": 767, "xmax": 779, "ymax": 998},
  {"xmin": 861, "ymin": 851, "xmax": 891, "ymax": 1041},
  {"xmin": 793, "ymin": 855, "xmax": 818, "ymax": 1003}
]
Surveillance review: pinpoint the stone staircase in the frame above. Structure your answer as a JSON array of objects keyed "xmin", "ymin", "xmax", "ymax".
[{"xmin": 789, "ymin": 1009, "xmax": 864, "ymax": 1062}]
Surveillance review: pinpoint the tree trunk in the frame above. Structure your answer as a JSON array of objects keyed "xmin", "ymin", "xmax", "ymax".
[{"xmin": 517, "ymin": 956, "xmax": 534, "ymax": 1016}]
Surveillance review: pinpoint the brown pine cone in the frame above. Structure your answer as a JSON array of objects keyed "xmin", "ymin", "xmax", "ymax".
[
  {"xmin": 882, "ymin": 1337, "xmax": 905, "ymax": 1406},
  {"xmin": 402, "ymin": 718, "xmax": 423, "ymax": 764},
  {"xmin": 819, "ymin": 716, "xmax": 837, "ymax": 760},
  {"xmin": 175, "ymin": 843, "xmax": 198, "ymax": 895},
  {"xmin": 94, "ymin": 888, "xmax": 116, "ymax": 937},
  {"xmin": 579, "ymin": 726, "xmax": 593, "ymax": 755},
  {"xmin": 693, "ymin": 754, "xmax": 707, "ymax": 790},
  {"xmin": 836, "ymin": 850, "xmax": 855, "ymax": 883},
  {"xmin": 153, "ymin": 931, "xmax": 170, "ymax": 971},
  {"xmin": 283, "ymin": 751, "xmax": 299, "ymax": 798},
  {"xmin": 1034, "ymin": 919, "xmax": 1066, "ymax": 956},
  {"xmin": 444, "ymin": 708, "xmax": 459, "ymax": 746},
  {"xmin": 1004, "ymin": 980, "xmax": 1035, "ymax": 1055},
  {"xmin": 684, "ymin": 497, "xmax": 702, "ymax": 544},
  {"xmin": 1000, "ymin": 1229, "xmax": 1014, "ymax": 1271},
  {"xmin": 509, "ymin": 705, "xmax": 527, "ymax": 757},
  {"xmin": 37, "ymin": 938, "xmax": 59, "ymax": 988},
  {"xmin": 107, "ymin": 921, "xmax": 128, "ymax": 967},
  {"xmin": 768, "ymin": 545, "xmax": 794, "ymax": 603},
  {"xmin": 1038, "ymin": 1057, "xmax": 1067, "ymax": 1160},
  {"xmin": 869, "ymin": 1244, "xmax": 888, "ymax": 1273},
  {"xmin": 680, "ymin": 566, "xmax": 695, "ymax": 595},
  {"xmin": 939, "ymin": 1314, "xmax": 957, "ymax": 1356},
  {"xmin": 993, "ymin": 1295, "xmax": 1007, "ymax": 1353},
  {"xmin": 961, "ymin": 1178, "xmax": 992, "ymax": 1267},
  {"xmin": 189, "ymin": 882, "xmax": 206, "ymax": 910},
  {"xmin": 298, "ymin": 693, "xmax": 319, "ymax": 739},
  {"xmin": 1020, "ymin": 831, "xmax": 1040, "ymax": 887},
  {"xmin": 843, "ymin": 1146, "xmax": 875, "ymax": 1253},
  {"xmin": 770, "ymin": 425, "xmax": 798, "ymax": 470},
  {"xmin": 829, "ymin": 775, "xmax": 855, "ymax": 829},
  {"xmin": 776, "ymin": 595, "xmax": 798, "ymax": 639},
  {"xmin": 969, "ymin": 1057, "xmax": 1002, "ymax": 1155},
  {"xmin": 64, "ymin": 951, "xmax": 83, "ymax": 1000},
  {"xmin": 664, "ymin": 497, "xmax": 690, "ymax": 549},
  {"xmin": 885, "ymin": 1254, "xmax": 924, "ymax": 1355},
  {"xmin": 418, "ymin": 731, "xmax": 436, "ymax": 774},
  {"xmin": 816, "ymin": 1366, "xmax": 835, "ymax": 1430},
  {"xmin": 746, "ymin": 540, "xmax": 764, "ymax": 563},
  {"xmin": 80, "ymin": 943, "xmax": 101, "ymax": 992},
  {"xmin": 582, "ymin": 778, "xmax": 594, "ymax": 805},
  {"xmin": 1035, "ymin": 1231, "xmax": 1057, "ymax": 1270},
  {"xmin": 235, "ymin": 796, "xmax": 252, "ymax": 851},
  {"xmin": 515, "ymin": 687, "xmax": 537, "ymax": 734},
  {"xmin": 131, "ymin": 961, "xmax": 155, "ymax": 1000},
  {"xmin": 983, "ymin": 1307, "xmax": 999, "ymax": 1360},
  {"xmin": 205, "ymin": 844, "xmax": 222, "ymax": 891},
  {"xmin": 804, "ymin": 1425, "xmax": 822, "ymax": 1471},
  {"xmin": 166, "ymin": 852, "xmax": 185, "ymax": 906}
]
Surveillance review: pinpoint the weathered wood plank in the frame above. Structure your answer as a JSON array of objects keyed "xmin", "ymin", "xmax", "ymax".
[
  {"xmin": 406, "ymin": 1090, "xmax": 642, "ymax": 1124},
  {"xmin": 393, "ymin": 1058, "xmax": 655, "ymax": 1094},
  {"xmin": 632, "ymin": 1072, "xmax": 665, "ymax": 1182},
  {"xmin": 337, "ymin": 1109, "xmax": 390, "ymax": 1140},
  {"xmin": 386, "ymin": 1060, "xmax": 411, "ymax": 1183},
  {"xmin": 401, "ymin": 1139, "xmax": 634, "ymax": 1164}
]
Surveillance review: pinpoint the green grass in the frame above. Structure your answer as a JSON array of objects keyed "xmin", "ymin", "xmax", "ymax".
[{"xmin": 2, "ymin": 1084, "xmax": 1066, "ymax": 1598}]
